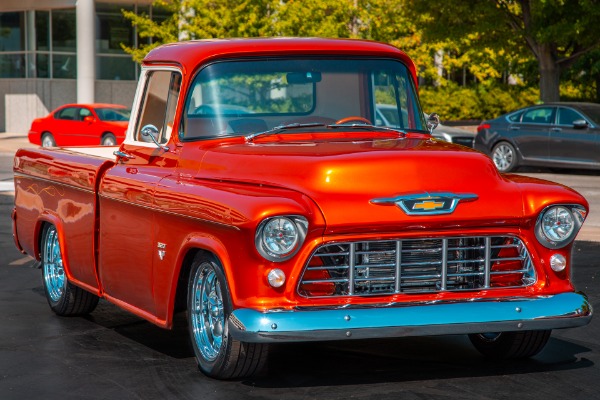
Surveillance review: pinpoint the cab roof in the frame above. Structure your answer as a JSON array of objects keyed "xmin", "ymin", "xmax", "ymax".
[{"xmin": 143, "ymin": 37, "xmax": 418, "ymax": 88}]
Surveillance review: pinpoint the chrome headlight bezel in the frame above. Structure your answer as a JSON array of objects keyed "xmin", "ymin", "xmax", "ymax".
[
  {"xmin": 535, "ymin": 205, "xmax": 586, "ymax": 249},
  {"xmin": 255, "ymin": 215, "xmax": 308, "ymax": 262}
]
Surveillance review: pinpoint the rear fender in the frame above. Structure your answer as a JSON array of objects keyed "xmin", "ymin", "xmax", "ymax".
[{"xmin": 35, "ymin": 212, "xmax": 75, "ymax": 283}]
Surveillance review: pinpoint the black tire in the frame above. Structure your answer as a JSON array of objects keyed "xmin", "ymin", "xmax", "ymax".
[
  {"xmin": 41, "ymin": 224, "xmax": 99, "ymax": 316},
  {"xmin": 469, "ymin": 330, "xmax": 551, "ymax": 359},
  {"xmin": 187, "ymin": 253, "xmax": 268, "ymax": 379},
  {"xmin": 41, "ymin": 132, "xmax": 56, "ymax": 147},
  {"xmin": 491, "ymin": 141, "xmax": 518, "ymax": 172},
  {"xmin": 101, "ymin": 133, "xmax": 117, "ymax": 146}
]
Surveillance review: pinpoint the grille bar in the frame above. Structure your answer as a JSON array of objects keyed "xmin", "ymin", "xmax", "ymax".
[{"xmin": 299, "ymin": 236, "xmax": 535, "ymax": 297}]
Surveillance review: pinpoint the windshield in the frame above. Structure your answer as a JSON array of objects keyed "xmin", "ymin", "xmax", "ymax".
[
  {"xmin": 95, "ymin": 107, "xmax": 131, "ymax": 122},
  {"xmin": 181, "ymin": 58, "xmax": 425, "ymax": 140}
]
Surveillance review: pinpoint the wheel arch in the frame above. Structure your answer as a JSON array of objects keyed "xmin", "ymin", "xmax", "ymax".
[
  {"xmin": 166, "ymin": 234, "xmax": 234, "ymax": 329},
  {"xmin": 35, "ymin": 214, "xmax": 75, "ymax": 283}
]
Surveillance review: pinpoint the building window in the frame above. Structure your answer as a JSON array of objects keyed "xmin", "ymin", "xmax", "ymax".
[
  {"xmin": 0, "ymin": 12, "xmax": 26, "ymax": 77},
  {"xmin": 0, "ymin": 5, "xmax": 164, "ymax": 80},
  {"xmin": 96, "ymin": 2, "xmax": 137, "ymax": 80}
]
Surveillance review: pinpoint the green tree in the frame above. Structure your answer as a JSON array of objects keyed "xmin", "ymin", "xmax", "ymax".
[
  {"xmin": 410, "ymin": 0, "xmax": 600, "ymax": 102},
  {"xmin": 122, "ymin": 0, "xmax": 183, "ymax": 62}
]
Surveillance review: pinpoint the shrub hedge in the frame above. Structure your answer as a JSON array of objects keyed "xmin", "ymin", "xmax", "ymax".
[{"xmin": 419, "ymin": 83, "xmax": 540, "ymax": 121}]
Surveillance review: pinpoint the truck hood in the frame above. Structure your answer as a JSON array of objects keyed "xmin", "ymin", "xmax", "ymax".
[{"xmin": 197, "ymin": 134, "xmax": 524, "ymax": 233}]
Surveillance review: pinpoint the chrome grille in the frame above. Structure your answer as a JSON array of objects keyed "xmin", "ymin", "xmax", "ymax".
[{"xmin": 298, "ymin": 236, "xmax": 535, "ymax": 297}]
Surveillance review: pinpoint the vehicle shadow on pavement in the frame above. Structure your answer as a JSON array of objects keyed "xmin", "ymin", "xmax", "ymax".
[
  {"xmin": 243, "ymin": 336, "xmax": 592, "ymax": 388},
  {"xmin": 58, "ymin": 293, "xmax": 594, "ymax": 387}
]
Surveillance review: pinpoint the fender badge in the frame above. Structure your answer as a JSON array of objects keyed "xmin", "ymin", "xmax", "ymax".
[
  {"xmin": 371, "ymin": 192, "xmax": 478, "ymax": 215},
  {"xmin": 157, "ymin": 242, "xmax": 167, "ymax": 260}
]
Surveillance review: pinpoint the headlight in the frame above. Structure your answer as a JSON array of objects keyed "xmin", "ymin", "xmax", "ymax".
[
  {"xmin": 255, "ymin": 216, "xmax": 308, "ymax": 261},
  {"xmin": 535, "ymin": 205, "xmax": 586, "ymax": 249}
]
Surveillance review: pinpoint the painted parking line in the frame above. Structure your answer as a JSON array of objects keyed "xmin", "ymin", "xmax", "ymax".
[
  {"xmin": 9, "ymin": 256, "xmax": 34, "ymax": 266},
  {"xmin": 0, "ymin": 181, "xmax": 14, "ymax": 192}
]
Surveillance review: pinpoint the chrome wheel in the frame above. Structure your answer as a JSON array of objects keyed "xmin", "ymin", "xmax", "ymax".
[
  {"xmin": 43, "ymin": 226, "xmax": 66, "ymax": 302},
  {"xmin": 492, "ymin": 142, "xmax": 517, "ymax": 172},
  {"xmin": 101, "ymin": 133, "xmax": 116, "ymax": 146},
  {"xmin": 190, "ymin": 262, "xmax": 224, "ymax": 362},
  {"xmin": 41, "ymin": 133, "xmax": 56, "ymax": 148}
]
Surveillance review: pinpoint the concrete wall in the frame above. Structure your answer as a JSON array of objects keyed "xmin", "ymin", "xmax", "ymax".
[{"xmin": 1, "ymin": 79, "xmax": 137, "ymax": 133}]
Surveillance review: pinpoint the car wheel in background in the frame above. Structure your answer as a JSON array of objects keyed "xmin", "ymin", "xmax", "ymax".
[
  {"xmin": 41, "ymin": 224, "xmax": 99, "ymax": 316},
  {"xmin": 491, "ymin": 141, "xmax": 518, "ymax": 172},
  {"xmin": 187, "ymin": 252, "xmax": 268, "ymax": 379},
  {"xmin": 469, "ymin": 330, "xmax": 551, "ymax": 359},
  {"xmin": 101, "ymin": 133, "xmax": 117, "ymax": 146},
  {"xmin": 41, "ymin": 132, "xmax": 56, "ymax": 147}
]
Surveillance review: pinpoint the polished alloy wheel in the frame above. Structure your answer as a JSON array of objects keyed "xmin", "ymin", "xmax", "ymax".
[
  {"xmin": 102, "ymin": 134, "xmax": 116, "ymax": 146},
  {"xmin": 190, "ymin": 262, "xmax": 225, "ymax": 362},
  {"xmin": 41, "ymin": 133, "xmax": 56, "ymax": 148},
  {"xmin": 492, "ymin": 143, "xmax": 514, "ymax": 172},
  {"xmin": 43, "ymin": 226, "xmax": 66, "ymax": 302}
]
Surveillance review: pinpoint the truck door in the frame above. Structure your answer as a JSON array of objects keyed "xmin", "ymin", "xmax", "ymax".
[{"xmin": 98, "ymin": 68, "xmax": 182, "ymax": 317}]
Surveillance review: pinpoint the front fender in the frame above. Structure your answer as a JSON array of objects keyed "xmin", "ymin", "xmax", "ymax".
[{"xmin": 162, "ymin": 232, "xmax": 233, "ymax": 329}]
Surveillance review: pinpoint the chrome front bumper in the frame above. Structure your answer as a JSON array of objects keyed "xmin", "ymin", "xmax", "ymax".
[{"xmin": 228, "ymin": 292, "xmax": 592, "ymax": 343}]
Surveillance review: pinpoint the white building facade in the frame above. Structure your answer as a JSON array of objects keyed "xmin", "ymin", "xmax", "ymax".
[{"xmin": 0, "ymin": 0, "xmax": 163, "ymax": 132}]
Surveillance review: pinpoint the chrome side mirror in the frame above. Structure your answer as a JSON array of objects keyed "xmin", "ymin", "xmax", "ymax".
[
  {"xmin": 427, "ymin": 113, "xmax": 440, "ymax": 134},
  {"xmin": 140, "ymin": 124, "xmax": 169, "ymax": 151}
]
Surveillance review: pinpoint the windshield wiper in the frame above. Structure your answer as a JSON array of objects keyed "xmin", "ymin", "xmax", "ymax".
[
  {"xmin": 245, "ymin": 122, "xmax": 407, "ymax": 142},
  {"xmin": 245, "ymin": 122, "xmax": 328, "ymax": 142}
]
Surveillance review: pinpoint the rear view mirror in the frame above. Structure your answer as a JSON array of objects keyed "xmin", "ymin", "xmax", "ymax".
[
  {"xmin": 286, "ymin": 72, "xmax": 322, "ymax": 84},
  {"xmin": 83, "ymin": 116, "xmax": 95, "ymax": 123},
  {"xmin": 573, "ymin": 119, "xmax": 588, "ymax": 129}
]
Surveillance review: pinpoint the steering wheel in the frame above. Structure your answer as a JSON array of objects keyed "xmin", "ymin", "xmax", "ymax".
[{"xmin": 335, "ymin": 116, "xmax": 372, "ymax": 125}]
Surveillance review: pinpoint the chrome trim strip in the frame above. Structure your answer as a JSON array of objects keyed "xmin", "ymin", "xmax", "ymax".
[
  {"xmin": 348, "ymin": 243, "xmax": 356, "ymax": 295},
  {"xmin": 13, "ymin": 173, "xmax": 95, "ymax": 195},
  {"xmin": 441, "ymin": 238, "xmax": 448, "ymax": 290},
  {"xmin": 395, "ymin": 240, "xmax": 401, "ymax": 293},
  {"xmin": 229, "ymin": 292, "xmax": 592, "ymax": 343},
  {"xmin": 484, "ymin": 237, "xmax": 491, "ymax": 288},
  {"xmin": 97, "ymin": 193, "xmax": 241, "ymax": 231}
]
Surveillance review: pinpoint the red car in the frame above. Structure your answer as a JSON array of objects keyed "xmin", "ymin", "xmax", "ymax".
[{"xmin": 28, "ymin": 103, "xmax": 130, "ymax": 147}]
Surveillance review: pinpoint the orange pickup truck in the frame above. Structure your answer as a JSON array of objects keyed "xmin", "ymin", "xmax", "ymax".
[{"xmin": 12, "ymin": 38, "xmax": 591, "ymax": 379}]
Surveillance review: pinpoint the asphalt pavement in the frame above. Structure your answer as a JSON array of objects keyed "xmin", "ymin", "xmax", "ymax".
[{"xmin": 1, "ymin": 132, "xmax": 599, "ymax": 399}]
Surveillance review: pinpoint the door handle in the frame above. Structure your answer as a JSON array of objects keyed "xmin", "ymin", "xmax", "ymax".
[
  {"xmin": 509, "ymin": 126, "xmax": 520, "ymax": 130},
  {"xmin": 550, "ymin": 127, "xmax": 562, "ymax": 132},
  {"xmin": 113, "ymin": 150, "xmax": 135, "ymax": 160}
]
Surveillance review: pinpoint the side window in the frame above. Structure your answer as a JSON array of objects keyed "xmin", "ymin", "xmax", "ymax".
[
  {"xmin": 56, "ymin": 107, "xmax": 78, "ymax": 120},
  {"xmin": 521, "ymin": 107, "xmax": 555, "ymax": 125},
  {"xmin": 557, "ymin": 108, "xmax": 585, "ymax": 126},
  {"xmin": 507, "ymin": 111, "xmax": 523, "ymax": 122},
  {"xmin": 135, "ymin": 70, "xmax": 182, "ymax": 144},
  {"xmin": 79, "ymin": 108, "xmax": 92, "ymax": 120}
]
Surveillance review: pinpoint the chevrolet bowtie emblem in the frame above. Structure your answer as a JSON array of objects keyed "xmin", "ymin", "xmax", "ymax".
[
  {"xmin": 370, "ymin": 192, "xmax": 478, "ymax": 215},
  {"xmin": 412, "ymin": 200, "xmax": 445, "ymax": 211}
]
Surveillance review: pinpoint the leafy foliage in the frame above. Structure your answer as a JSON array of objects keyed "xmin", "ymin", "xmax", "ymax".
[
  {"xmin": 420, "ymin": 83, "xmax": 539, "ymax": 120},
  {"xmin": 121, "ymin": 0, "xmax": 599, "ymax": 119}
]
